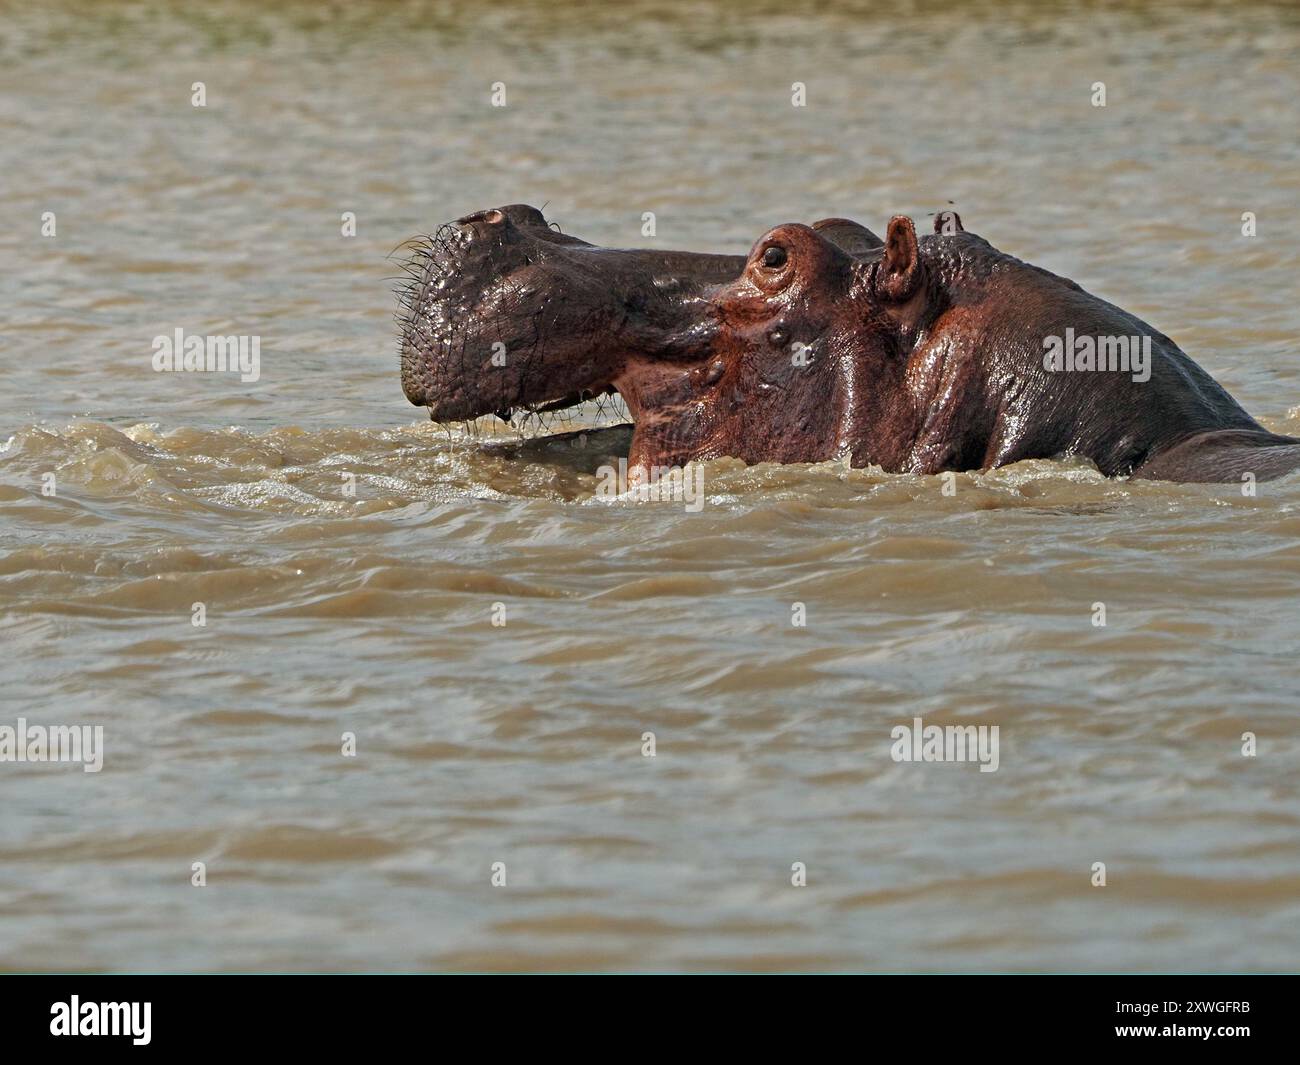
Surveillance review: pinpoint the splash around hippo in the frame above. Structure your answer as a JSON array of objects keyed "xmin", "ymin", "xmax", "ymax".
[{"xmin": 397, "ymin": 205, "xmax": 1300, "ymax": 484}]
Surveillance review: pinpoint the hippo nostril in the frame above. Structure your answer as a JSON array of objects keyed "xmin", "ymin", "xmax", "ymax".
[{"xmin": 457, "ymin": 209, "xmax": 506, "ymax": 227}]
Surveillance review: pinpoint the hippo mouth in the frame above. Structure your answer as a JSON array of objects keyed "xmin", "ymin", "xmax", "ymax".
[{"xmin": 396, "ymin": 205, "xmax": 743, "ymax": 439}]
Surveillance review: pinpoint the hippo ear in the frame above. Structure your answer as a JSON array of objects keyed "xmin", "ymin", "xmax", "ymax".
[
  {"xmin": 878, "ymin": 216, "xmax": 922, "ymax": 302},
  {"xmin": 933, "ymin": 210, "xmax": 963, "ymax": 235}
]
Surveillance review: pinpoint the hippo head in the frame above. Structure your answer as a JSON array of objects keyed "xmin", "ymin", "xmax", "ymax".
[
  {"xmin": 398, "ymin": 205, "xmax": 925, "ymax": 475},
  {"xmin": 397, "ymin": 204, "xmax": 742, "ymax": 423}
]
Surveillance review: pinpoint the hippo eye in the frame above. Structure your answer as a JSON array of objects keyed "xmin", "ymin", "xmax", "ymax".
[{"xmin": 761, "ymin": 245, "xmax": 788, "ymax": 269}]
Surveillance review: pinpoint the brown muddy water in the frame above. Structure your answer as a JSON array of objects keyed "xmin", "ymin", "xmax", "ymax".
[{"xmin": 2, "ymin": 0, "xmax": 1299, "ymax": 973}]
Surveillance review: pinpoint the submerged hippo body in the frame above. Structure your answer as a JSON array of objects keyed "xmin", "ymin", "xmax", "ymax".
[{"xmin": 398, "ymin": 205, "xmax": 1300, "ymax": 484}]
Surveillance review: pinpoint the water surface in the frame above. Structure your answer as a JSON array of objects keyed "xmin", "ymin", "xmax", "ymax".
[{"xmin": 1, "ymin": 0, "xmax": 1298, "ymax": 971}]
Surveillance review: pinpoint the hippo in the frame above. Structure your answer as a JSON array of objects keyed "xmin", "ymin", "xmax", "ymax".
[{"xmin": 397, "ymin": 205, "xmax": 1300, "ymax": 484}]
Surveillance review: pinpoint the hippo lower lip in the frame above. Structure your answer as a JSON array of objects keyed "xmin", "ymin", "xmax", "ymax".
[
  {"xmin": 488, "ymin": 386, "xmax": 612, "ymax": 425},
  {"xmin": 527, "ymin": 386, "xmax": 617, "ymax": 415}
]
